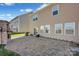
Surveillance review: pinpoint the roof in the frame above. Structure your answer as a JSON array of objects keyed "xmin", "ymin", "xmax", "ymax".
[
  {"xmin": 9, "ymin": 12, "xmax": 33, "ymax": 23},
  {"xmin": 9, "ymin": 16, "xmax": 19, "ymax": 23},
  {"xmin": 0, "ymin": 20, "xmax": 9, "ymax": 23}
]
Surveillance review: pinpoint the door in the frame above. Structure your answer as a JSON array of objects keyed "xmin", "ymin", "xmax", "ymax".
[{"xmin": 34, "ymin": 28, "xmax": 38, "ymax": 35}]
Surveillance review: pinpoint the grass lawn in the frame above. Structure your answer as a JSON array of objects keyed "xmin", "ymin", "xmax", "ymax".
[
  {"xmin": 0, "ymin": 44, "xmax": 20, "ymax": 56},
  {"xmin": 11, "ymin": 33, "xmax": 25, "ymax": 39},
  {"xmin": 0, "ymin": 49, "xmax": 20, "ymax": 56}
]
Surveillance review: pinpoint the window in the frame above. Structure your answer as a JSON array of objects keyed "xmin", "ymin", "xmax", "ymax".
[
  {"xmin": 53, "ymin": 10, "xmax": 58, "ymax": 15},
  {"xmin": 40, "ymin": 25, "xmax": 50, "ymax": 33},
  {"xmin": 52, "ymin": 5, "xmax": 59, "ymax": 16},
  {"xmin": 32, "ymin": 15, "xmax": 38, "ymax": 21},
  {"xmin": 44, "ymin": 25, "xmax": 50, "ymax": 33},
  {"xmin": 40, "ymin": 26, "xmax": 45, "ymax": 33},
  {"xmin": 55, "ymin": 23, "xmax": 63, "ymax": 34},
  {"xmin": 64, "ymin": 22, "xmax": 75, "ymax": 35}
]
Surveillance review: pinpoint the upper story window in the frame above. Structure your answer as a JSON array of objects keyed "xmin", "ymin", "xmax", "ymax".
[
  {"xmin": 32, "ymin": 15, "xmax": 38, "ymax": 21},
  {"xmin": 55, "ymin": 23, "xmax": 63, "ymax": 34},
  {"xmin": 52, "ymin": 5, "xmax": 59, "ymax": 16},
  {"xmin": 64, "ymin": 22, "xmax": 75, "ymax": 35}
]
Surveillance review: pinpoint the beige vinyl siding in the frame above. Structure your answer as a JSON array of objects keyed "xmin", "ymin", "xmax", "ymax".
[
  {"xmin": 9, "ymin": 4, "xmax": 79, "ymax": 43},
  {"xmin": 29, "ymin": 4, "xmax": 79, "ymax": 43}
]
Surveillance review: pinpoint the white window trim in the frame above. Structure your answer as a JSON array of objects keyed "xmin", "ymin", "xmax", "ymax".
[
  {"xmin": 55, "ymin": 23, "xmax": 63, "ymax": 35},
  {"xmin": 64, "ymin": 22, "xmax": 75, "ymax": 36}
]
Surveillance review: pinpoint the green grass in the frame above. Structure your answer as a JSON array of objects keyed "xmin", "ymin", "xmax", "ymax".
[
  {"xmin": 10, "ymin": 32, "xmax": 25, "ymax": 35},
  {"xmin": 0, "ymin": 44, "xmax": 20, "ymax": 56},
  {"xmin": 11, "ymin": 33, "xmax": 25, "ymax": 39},
  {"xmin": 0, "ymin": 49, "xmax": 20, "ymax": 56}
]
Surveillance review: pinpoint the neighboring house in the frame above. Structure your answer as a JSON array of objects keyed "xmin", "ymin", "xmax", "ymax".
[
  {"xmin": 30, "ymin": 3, "xmax": 79, "ymax": 43},
  {"xmin": 9, "ymin": 3, "xmax": 79, "ymax": 43},
  {"xmin": 9, "ymin": 12, "xmax": 32, "ymax": 32},
  {"xmin": 9, "ymin": 16, "xmax": 20, "ymax": 32},
  {"xmin": 0, "ymin": 20, "xmax": 9, "ymax": 44}
]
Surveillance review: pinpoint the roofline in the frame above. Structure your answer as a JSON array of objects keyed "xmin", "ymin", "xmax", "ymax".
[
  {"xmin": 0, "ymin": 20, "xmax": 9, "ymax": 23},
  {"xmin": 19, "ymin": 11, "xmax": 33, "ymax": 17},
  {"xmin": 9, "ymin": 16, "xmax": 19, "ymax": 23},
  {"xmin": 9, "ymin": 12, "xmax": 33, "ymax": 23},
  {"xmin": 33, "ymin": 4, "xmax": 51, "ymax": 13}
]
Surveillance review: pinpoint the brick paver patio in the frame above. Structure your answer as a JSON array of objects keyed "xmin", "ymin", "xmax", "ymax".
[{"xmin": 5, "ymin": 36, "xmax": 79, "ymax": 56}]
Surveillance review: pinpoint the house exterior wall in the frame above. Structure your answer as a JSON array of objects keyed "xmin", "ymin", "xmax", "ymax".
[
  {"xmin": 9, "ymin": 13, "xmax": 32, "ymax": 33},
  {"xmin": 30, "ymin": 3, "xmax": 79, "ymax": 43},
  {"xmin": 9, "ymin": 3, "xmax": 79, "ymax": 43},
  {"xmin": 18, "ymin": 14, "xmax": 31, "ymax": 32},
  {"xmin": 9, "ymin": 17, "xmax": 20, "ymax": 32},
  {"xmin": 0, "ymin": 20, "xmax": 9, "ymax": 44}
]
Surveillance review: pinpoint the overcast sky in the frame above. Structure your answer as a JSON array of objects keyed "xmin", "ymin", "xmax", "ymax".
[{"xmin": 0, "ymin": 3, "xmax": 44, "ymax": 21}]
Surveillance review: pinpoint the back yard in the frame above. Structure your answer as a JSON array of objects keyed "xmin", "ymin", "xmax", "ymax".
[{"xmin": 5, "ymin": 36, "xmax": 79, "ymax": 56}]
